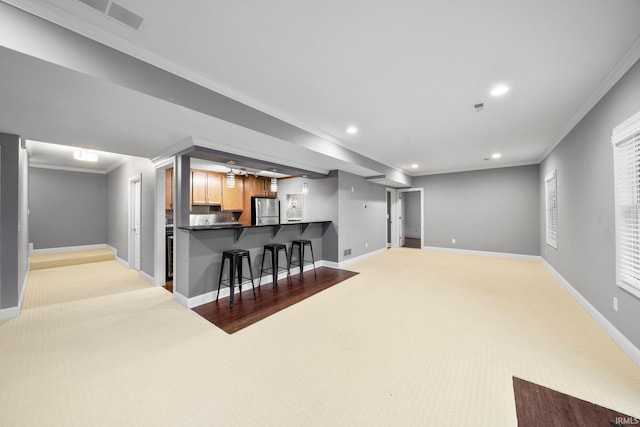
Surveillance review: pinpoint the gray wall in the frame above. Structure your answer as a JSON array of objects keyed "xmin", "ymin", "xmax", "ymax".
[
  {"xmin": 541, "ymin": 58, "xmax": 640, "ymax": 349},
  {"xmin": 413, "ymin": 165, "xmax": 540, "ymax": 255},
  {"xmin": 0, "ymin": 133, "xmax": 28, "ymax": 309},
  {"xmin": 337, "ymin": 171, "xmax": 387, "ymax": 262},
  {"xmin": 29, "ymin": 168, "xmax": 107, "ymax": 249},
  {"xmin": 277, "ymin": 171, "xmax": 386, "ymax": 263},
  {"xmin": 106, "ymin": 157, "xmax": 155, "ymax": 277},
  {"xmin": 277, "ymin": 173, "xmax": 339, "ymax": 262},
  {"xmin": 404, "ymin": 191, "xmax": 421, "ymax": 238}
]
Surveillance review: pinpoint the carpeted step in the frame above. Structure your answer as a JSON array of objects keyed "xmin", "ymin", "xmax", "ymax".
[{"xmin": 30, "ymin": 248, "xmax": 116, "ymax": 270}]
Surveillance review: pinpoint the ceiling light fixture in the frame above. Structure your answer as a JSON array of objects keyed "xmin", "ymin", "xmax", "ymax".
[
  {"xmin": 346, "ymin": 125, "xmax": 358, "ymax": 135},
  {"xmin": 411, "ymin": 164, "xmax": 418, "ymax": 169},
  {"xmin": 73, "ymin": 150, "xmax": 98, "ymax": 162},
  {"xmin": 491, "ymin": 153, "xmax": 502, "ymax": 159},
  {"xmin": 490, "ymin": 85, "xmax": 509, "ymax": 97},
  {"xmin": 301, "ymin": 174, "xmax": 309, "ymax": 194}
]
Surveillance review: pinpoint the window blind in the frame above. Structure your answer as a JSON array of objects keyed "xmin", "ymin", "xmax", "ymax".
[
  {"xmin": 545, "ymin": 170, "xmax": 558, "ymax": 249},
  {"xmin": 613, "ymin": 133, "xmax": 640, "ymax": 296}
]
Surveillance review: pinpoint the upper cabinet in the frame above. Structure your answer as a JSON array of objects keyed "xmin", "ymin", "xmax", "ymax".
[
  {"xmin": 191, "ymin": 170, "xmax": 222, "ymax": 205},
  {"xmin": 250, "ymin": 176, "xmax": 277, "ymax": 198},
  {"xmin": 186, "ymin": 168, "xmax": 277, "ymax": 217},
  {"xmin": 223, "ymin": 175, "xmax": 244, "ymax": 210},
  {"xmin": 165, "ymin": 168, "xmax": 174, "ymax": 211}
]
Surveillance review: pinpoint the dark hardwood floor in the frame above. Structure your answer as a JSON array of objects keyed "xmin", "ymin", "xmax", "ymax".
[
  {"xmin": 192, "ymin": 266, "xmax": 358, "ymax": 334},
  {"xmin": 403, "ymin": 237, "xmax": 421, "ymax": 249},
  {"xmin": 164, "ymin": 280, "xmax": 173, "ymax": 293},
  {"xmin": 513, "ymin": 377, "xmax": 638, "ymax": 426}
]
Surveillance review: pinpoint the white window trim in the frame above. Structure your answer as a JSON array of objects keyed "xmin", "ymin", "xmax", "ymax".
[
  {"xmin": 545, "ymin": 170, "xmax": 558, "ymax": 249},
  {"xmin": 612, "ymin": 109, "xmax": 640, "ymax": 300}
]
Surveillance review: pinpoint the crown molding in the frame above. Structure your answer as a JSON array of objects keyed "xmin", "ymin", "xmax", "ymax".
[
  {"xmin": 29, "ymin": 162, "xmax": 109, "ymax": 174},
  {"xmin": 541, "ymin": 36, "xmax": 640, "ymax": 160}
]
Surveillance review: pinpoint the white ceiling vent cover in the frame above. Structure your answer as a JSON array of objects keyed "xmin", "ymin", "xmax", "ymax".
[
  {"xmin": 77, "ymin": 0, "xmax": 109, "ymax": 13},
  {"xmin": 107, "ymin": 2, "xmax": 144, "ymax": 30},
  {"xmin": 473, "ymin": 103, "xmax": 484, "ymax": 113}
]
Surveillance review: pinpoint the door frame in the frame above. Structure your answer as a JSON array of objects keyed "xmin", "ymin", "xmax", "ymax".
[
  {"xmin": 397, "ymin": 188, "xmax": 424, "ymax": 249},
  {"xmin": 386, "ymin": 188, "xmax": 398, "ymax": 248},
  {"xmin": 128, "ymin": 174, "xmax": 142, "ymax": 270},
  {"xmin": 153, "ymin": 158, "xmax": 174, "ymax": 287}
]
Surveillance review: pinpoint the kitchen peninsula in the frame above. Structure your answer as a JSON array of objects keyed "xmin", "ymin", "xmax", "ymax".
[{"xmin": 171, "ymin": 153, "xmax": 339, "ymax": 308}]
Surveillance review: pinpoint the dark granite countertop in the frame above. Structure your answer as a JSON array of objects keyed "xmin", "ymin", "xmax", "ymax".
[{"xmin": 178, "ymin": 220, "xmax": 331, "ymax": 231}]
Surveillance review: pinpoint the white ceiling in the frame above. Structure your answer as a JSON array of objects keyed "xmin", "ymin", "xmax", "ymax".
[{"xmin": 2, "ymin": 0, "xmax": 640, "ymax": 177}]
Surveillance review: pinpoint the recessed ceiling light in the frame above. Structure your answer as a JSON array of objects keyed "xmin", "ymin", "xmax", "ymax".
[
  {"xmin": 73, "ymin": 150, "xmax": 98, "ymax": 162},
  {"xmin": 411, "ymin": 164, "xmax": 418, "ymax": 169},
  {"xmin": 346, "ymin": 125, "xmax": 358, "ymax": 135},
  {"xmin": 491, "ymin": 153, "xmax": 502, "ymax": 159},
  {"xmin": 490, "ymin": 85, "xmax": 509, "ymax": 97}
]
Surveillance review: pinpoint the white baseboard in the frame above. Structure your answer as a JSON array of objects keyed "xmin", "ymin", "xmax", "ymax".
[
  {"xmin": 183, "ymin": 263, "xmax": 318, "ymax": 309},
  {"xmin": 540, "ymin": 258, "xmax": 640, "ymax": 368},
  {"xmin": 338, "ymin": 247, "xmax": 388, "ymax": 268},
  {"xmin": 140, "ymin": 271, "xmax": 155, "ymax": 286},
  {"xmin": 113, "ymin": 254, "xmax": 129, "ymax": 268},
  {"xmin": 30, "ymin": 243, "xmax": 108, "ymax": 254},
  {"xmin": 172, "ymin": 291, "xmax": 189, "ymax": 307},
  {"xmin": 0, "ymin": 306, "xmax": 20, "ymax": 321},
  {"xmin": 423, "ymin": 246, "xmax": 540, "ymax": 260}
]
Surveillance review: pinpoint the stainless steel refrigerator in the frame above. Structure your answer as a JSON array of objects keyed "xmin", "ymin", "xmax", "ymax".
[{"xmin": 251, "ymin": 197, "xmax": 280, "ymax": 225}]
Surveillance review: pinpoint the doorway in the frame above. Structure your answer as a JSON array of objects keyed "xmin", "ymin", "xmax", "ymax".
[
  {"xmin": 128, "ymin": 174, "xmax": 142, "ymax": 270},
  {"xmin": 398, "ymin": 188, "xmax": 424, "ymax": 249}
]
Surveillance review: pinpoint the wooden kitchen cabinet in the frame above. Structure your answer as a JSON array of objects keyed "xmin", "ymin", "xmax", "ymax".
[
  {"xmin": 165, "ymin": 168, "xmax": 174, "ymax": 211},
  {"xmin": 191, "ymin": 169, "xmax": 222, "ymax": 205},
  {"xmin": 250, "ymin": 176, "xmax": 278, "ymax": 197},
  {"xmin": 223, "ymin": 175, "xmax": 244, "ymax": 210}
]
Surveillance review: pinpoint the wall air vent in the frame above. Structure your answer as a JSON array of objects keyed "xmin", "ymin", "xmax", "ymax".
[
  {"xmin": 76, "ymin": 0, "xmax": 144, "ymax": 30},
  {"xmin": 473, "ymin": 102, "xmax": 484, "ymax": 113},
  {"xmin": 107, "ymin": 2, "xmax": 144, "ymax": 30},
  {"xmin": 77, "ymin": 0, "xmax": 109, "ymax": 13}
]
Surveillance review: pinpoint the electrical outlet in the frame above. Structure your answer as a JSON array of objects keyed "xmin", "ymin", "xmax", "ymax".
[
  {"xmin": 613, "ymin": 297, "xmax": 618, "ymax": 312},
  {"xmin": 451, "ymin": 238, "xmax": 456, "ymax": 244}
]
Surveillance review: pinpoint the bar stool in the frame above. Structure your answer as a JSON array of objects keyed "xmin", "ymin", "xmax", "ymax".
[
  {"xmin": 259, "ymin": 243, "xmax": 292, "ymax": 290},
  {"xmin": 216, "ymin": 249, "xmax": 256, "ymax": 307},
  {"xmin": 288, "ymin": 239, "xmax": 317, "ymax": 280}
]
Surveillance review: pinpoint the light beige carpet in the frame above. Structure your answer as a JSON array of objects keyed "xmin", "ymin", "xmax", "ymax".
[
  {"xmin": 29, "ymin": 248, "xmax": 115, "ymax": 270},
  {"xmin": 1, "ymin": 250, "xmax": 639, "ymax": 426}
]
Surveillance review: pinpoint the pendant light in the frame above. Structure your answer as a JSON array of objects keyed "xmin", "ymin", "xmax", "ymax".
[
  {"xmin": 226, "ymin": 161, "xmax": 236, "ymax": 188},
  {"xmin": 301, "ymin": 175, "xmax": 309, "ymax": 194},
  {"xmin": 226, "ymin": 170, "xmax": 235, "ymax": 188},
  {"xmin": 270, "ymin": 169, "xmax": 278, "ymax": 192}
]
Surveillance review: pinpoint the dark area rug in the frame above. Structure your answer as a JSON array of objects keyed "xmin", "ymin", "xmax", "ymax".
[{"xmin": 513, "ymin": 377, "xmax": 638, "ymax": 427}]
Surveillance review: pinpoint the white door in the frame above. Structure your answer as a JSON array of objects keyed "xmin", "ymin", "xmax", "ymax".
[
  {"xmin": 134, "ymin": 180, "xmax": 141, "ymax": 270},
  {"xmin": 399, "ymin": 193, "xmax": 405, "ymax": 247}
]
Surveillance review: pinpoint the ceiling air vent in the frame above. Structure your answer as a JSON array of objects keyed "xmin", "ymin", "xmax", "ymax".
[
  {"xmin": 473, "ymin": 102, "xmax": 484, "ymax": 113},
  {"xmin": 77, "ymin": 0, "xmax": 109, "ymax": 13},
  {"xmin": 107, "ymin": 2, "xmax": 144, "ymax": 30}
]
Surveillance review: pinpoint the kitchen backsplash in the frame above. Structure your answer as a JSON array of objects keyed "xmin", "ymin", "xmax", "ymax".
[{"xmin": 189, "ymin": 211, "xmax": 240, "ymax": 226}]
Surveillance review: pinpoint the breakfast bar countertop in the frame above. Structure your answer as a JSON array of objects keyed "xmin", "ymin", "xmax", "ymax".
[{"xmin": 177, "ymin": 220, "xmax": 331, "ymax": 231}]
